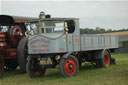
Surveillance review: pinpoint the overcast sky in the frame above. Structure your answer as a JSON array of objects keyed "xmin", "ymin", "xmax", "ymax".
[{"xmin": 1, "ymin": 0, "xmax": 128, "ymax": 30}]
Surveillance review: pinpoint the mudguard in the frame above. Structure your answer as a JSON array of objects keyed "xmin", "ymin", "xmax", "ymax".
[{"xmin": 62, "ymin": 52, "xmax": 74, "ymax": 59}]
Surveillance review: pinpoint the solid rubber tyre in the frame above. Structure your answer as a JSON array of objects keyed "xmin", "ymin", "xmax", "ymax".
[
  {"xmin": 17, "ymin": 36, "xmax": 28, "ymax": 72},
  {"xmin": 96, "ymin": 50, "xmax": 110, "ymax": 68},
  {"xmin": 27, "ymin": 58, "xmax": 46, "ymax": 78},
  {"xmin": 59, "ymin": 55, "xmax": 79, "ymax": 77},
  {"xmin": 0, "ymin": 55, "xmax": 4, "ymax": 78}
]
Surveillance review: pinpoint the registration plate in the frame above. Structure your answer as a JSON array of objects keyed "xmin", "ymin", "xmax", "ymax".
[{"xmin": 40, "ymin": 58, "xmax": 52, "ymax": 65}]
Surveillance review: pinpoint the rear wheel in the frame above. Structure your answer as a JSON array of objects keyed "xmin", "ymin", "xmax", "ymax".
[
  {"xmin": 59, "ymin": 55, "xmax": 79, "ymax": 77},
  {"xmin": 17, "ymin": 37, "xmax": 28, "ymax": 72},
  {"xmin": 104, "ymin": 51, "xmax": 110, "ymax": 67},
  {"xmin": 0, "ymin": 55, "xmax": 4, "ymax": 77},
  {"xmin": 96, "ymin": 50, "xmax": 110, "ymax": 68},
  {"xmin": 27, "ymin": 58, "xmax": 46, "ymax": 78}
]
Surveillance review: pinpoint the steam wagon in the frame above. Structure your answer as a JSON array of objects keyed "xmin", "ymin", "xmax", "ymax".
[
  {"xmin": 26, "ymin": 15, "xmax": 118, "ymax": 78},
  {"xmin": 0, "ymin": 15, "xmax": 37, "ymax": 77}
]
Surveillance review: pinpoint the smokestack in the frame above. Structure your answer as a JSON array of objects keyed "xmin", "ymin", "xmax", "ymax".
[{"xmin": 39, "ymin": 11, "xmax": 45, "ymax": 19}]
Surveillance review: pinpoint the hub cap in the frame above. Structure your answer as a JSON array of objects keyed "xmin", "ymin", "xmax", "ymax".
[
  {"xmin": 104, "ymin": 52, "xmax": 110, "ymax": 67},
  {"xmin": 64, "ymin": 58, "xmax": 77, "ymax": 75}
]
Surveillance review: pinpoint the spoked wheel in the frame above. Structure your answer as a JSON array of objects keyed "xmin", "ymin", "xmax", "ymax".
[
  {"xmin": 59, "ymin": 55, "xmax": 79, "ymax": 77},
  {"xmin": 96, "ymin": 50, "xmax": 110, "ymax": 68},
  {"xmin": 0, "ymin": 55, "xmax": 4, "ymax": 78},
  {"xmin": 27, "ymin": 58, "xmax": 46, "ymax": 78},
  {"xmin": 17, "ymin": 37, "xmax": 28, "ymax": 72}
]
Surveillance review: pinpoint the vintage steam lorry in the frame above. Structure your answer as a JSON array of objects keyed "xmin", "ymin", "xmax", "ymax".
[
  {"xmin": 26, "ymin": 14, "xmax": 118, "ymax": 78},
  {"xmin": 0, "ymin": 15, "xmax": 37, "ymax": 77}
]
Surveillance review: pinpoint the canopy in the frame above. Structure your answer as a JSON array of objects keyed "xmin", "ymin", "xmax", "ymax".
[{"xmin": 0, "ymin": 15, "xmax": 37, "ymax": 26}]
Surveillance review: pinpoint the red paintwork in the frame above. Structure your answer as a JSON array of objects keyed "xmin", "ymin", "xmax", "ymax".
[
  {"xmin": 0, "ymin": 32, "xmax": 6, "ymax": 41},
  {"xmin": 104, "ymin": 51, "xmax": 110, "ymax": 67},
  {"xmin": 0, "ymin": 31, "xmax": 18, "ymax": 59},
  {"xmin": 73, "ymin": 35, "xmax": 80, "ymax": 45},
  {"xmin": 69, "ymin": 41, "xmax": 71, "ymax": 44},
  {"xmin": 0, "ymin": 25, "xmax": 24, "ymax": 60},
  {"xmin": 32, "ymin": 72, "xmax": 41, "ymax": 76},
  {"xmin": 30, "ymin": 45, "xmax": 48, "ymax": 48},
  {"xmin": 0, "ymin": 55, "xmax": 4, "ymax": 77},
  {"xmin": 30, "ymin": 39, "xmax": 50, "ymax": 45},
  {"xmin": 0, "ymin": 42, "xmax": 10, "ymax": 49},
  {"xmin": 60, "ymin": 48, "xmax": 65, "ymax": 51},
  {"xmin": 40, "ymin": 45, "xmax": 48, "ymax": 47},
  {"xmin": 64, "ymin": 58, "xmax": 77, "ymax": 76},
  {"xmin": 0, "ymin": 15, "xmax": 34, "ymax": 77},
  {"xmin": 9, "ymin": 25, "xmax": 24, "ymax": 47},
  {"xmin": 31, "ymin": 45, "xmax": 38, "ymax": 48},
  {"xmin": 32, "ymin": 49, "xmax": 49, "ymax": 52},
  {"xmin": 0, "ymin": 49, "xmax": 16, "ymax": 59}
]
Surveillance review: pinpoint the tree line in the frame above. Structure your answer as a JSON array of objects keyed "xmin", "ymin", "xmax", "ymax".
[{"xmin": 80, "ymin": 27, "xmax": 128, "ymax": 34}]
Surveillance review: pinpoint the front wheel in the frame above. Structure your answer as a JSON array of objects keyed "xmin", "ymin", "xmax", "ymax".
[
  {"xmin": 59, "ymin": 55, "xmax": 79, "ymax": 77},
  {"xmin": 0, "ymin": 55, "xmax": 4, "ymax": 78},
  {"xmin": 26, "ymin": 58, "xmax": 46, "ymax": 78}
]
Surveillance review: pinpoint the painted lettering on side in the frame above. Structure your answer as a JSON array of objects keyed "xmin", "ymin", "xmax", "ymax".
[
  {"xmin": 73, "ymin": 35, "xmax": 80, "ymax": 45},
  {"xmin": 31, "ymin": 45, "xmax": 48, "ymax": 48},
  {"xmin": 60, "ymin": 48, "xmax": 64, "ymax": 51},
  {"xmin": 31, "ymin": 45, "xmax": 38, "ymax": 48},
  {"xmin": 30, "ymin": 39, "xmax": 50, "ymax": 45},
  {"xmin": 40, "ymin": 45, "xmax": 48, "ymax": 47},
  {"xmin": 32, "ymin": 49, "xmax": 49, "ymax": 52}
]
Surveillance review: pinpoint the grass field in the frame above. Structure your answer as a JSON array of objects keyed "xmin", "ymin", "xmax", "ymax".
[{"xmin": 0, "ymin": 53, "xmax": 128, "ymax": 85}]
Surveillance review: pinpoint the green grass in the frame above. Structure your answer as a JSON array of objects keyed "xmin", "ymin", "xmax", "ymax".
[{"xmin": 0, "ymin": 53, "xmax": 128, "ymax": 85}]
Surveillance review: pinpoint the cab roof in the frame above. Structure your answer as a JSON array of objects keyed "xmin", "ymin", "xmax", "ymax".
[
  {"xmin": 29, "ymin": 18, "xmax": 79, "ymax": 23},
  {"xmin": 0, "ymin": 15, "xmax": 37, "ymax": 25}
]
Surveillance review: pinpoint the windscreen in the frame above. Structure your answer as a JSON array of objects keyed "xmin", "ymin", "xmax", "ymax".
[
  {"xmin": 27, "ymin": 20, "xmax": 75, "ymax": 35},
  {"xmin": 40, "ymin": 21, "xmax": 66, "ymax": 33}
]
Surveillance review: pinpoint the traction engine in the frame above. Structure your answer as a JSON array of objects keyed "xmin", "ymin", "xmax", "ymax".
[{"xmin": 0, "ymin": 15, "xmax": 28, "ymax": 77}]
